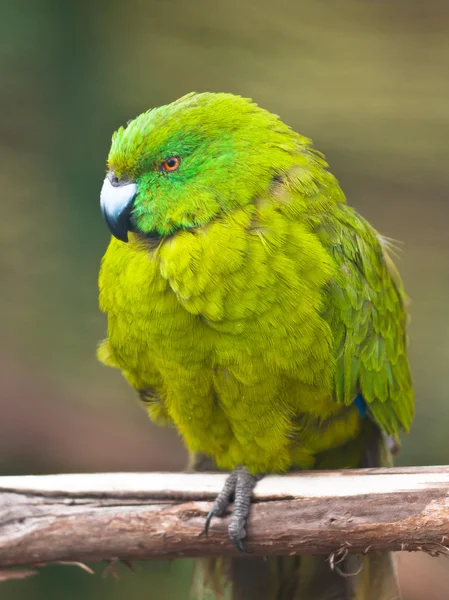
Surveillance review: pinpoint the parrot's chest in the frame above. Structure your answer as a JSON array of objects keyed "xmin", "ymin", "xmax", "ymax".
[
  {"xmin": 101, "ymin": 262, "xmax": 211, "ymax": 375},
  {"xmin": 99, "ymin": 237, "xmax": 342, "ymax": 470}
]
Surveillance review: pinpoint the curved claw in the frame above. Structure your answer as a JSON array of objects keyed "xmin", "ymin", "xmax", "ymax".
[
  {"xmin": 235, "ymin": 539, "xmax": 251, "ymax": 554},
  {"xmin": 204, "ymin": 510, "xmax": 215, "ymax": 537},
  {"xmin": 203, "ymin": 469, "xmax": 238, "ymax": 537}
]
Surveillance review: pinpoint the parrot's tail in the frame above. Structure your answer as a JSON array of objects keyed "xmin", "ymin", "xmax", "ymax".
[
  {"xmin": 190, "ymin": 422, "xmax": 402, "ymax": 600},
  {"xmin": 192, "ymin": 552, "xmax": 400, "ymax": 600}
]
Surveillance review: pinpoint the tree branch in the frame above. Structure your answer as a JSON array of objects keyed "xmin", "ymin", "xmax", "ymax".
[{"xmin": 1, "ymin": 467, "xmax": 449, "ymax": 568}]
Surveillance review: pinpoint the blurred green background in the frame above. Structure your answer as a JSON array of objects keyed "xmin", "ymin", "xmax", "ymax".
[{"xmin": 1, "ymin": 1, "xmax": 449, "ymax": 598}]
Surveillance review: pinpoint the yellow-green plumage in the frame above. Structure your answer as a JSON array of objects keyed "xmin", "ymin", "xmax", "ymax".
[{"xmin": 98, "ymin": 92, "xmax": 413, "ymax": 599}]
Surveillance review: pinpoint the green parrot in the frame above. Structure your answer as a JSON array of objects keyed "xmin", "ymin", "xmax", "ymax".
[{"xmin": 98, "ymin": 92, "xmax": 413, "ymax": 599}]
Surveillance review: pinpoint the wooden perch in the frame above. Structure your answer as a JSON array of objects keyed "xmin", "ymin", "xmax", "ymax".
[{"xmin": 1, "ymin": 466, "xmax": 449, "ymax": 568}]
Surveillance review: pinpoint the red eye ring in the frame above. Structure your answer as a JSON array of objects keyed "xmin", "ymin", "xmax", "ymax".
[{"xmin": 161, "ymin": 156, "xmax": 180, "ymax": 172}]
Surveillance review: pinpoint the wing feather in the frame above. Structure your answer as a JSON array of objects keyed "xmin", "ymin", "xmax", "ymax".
[{"xmin": 319, "ymin": 206, "xmax": 413, "ymax": 434}]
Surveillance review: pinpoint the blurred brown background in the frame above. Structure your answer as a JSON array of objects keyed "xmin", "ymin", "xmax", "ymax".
[{"xmin": 1, "ymin": 0, "xmax": 449, "ymax": 598}]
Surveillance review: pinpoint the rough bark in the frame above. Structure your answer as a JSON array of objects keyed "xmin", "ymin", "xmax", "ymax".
[{"xmin": 0, "ymin": 467, "xmax": 448, "ymax": 567}]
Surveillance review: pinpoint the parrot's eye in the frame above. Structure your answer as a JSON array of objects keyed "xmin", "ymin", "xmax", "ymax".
[{"xmin": 160, "ymin": 156, "xmax": 180, "ymax": 173}]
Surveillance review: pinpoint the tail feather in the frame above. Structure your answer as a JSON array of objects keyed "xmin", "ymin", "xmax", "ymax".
[
  {"xmin": 352, "ymin": 553, "xmax": 401, "ymax": 600},
  {"xmin": 192, "ymin": 555, "xmax": 369, "ymax": 600}
]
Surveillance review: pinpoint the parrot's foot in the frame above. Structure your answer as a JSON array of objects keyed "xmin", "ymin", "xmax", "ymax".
[{"xmin": 205, "ymin": 466, "xmax": 259, "ymax": 553}]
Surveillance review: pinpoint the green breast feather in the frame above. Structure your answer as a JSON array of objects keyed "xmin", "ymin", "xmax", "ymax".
[{"xmin": 98, "ymin": 92, "xmax": 413, "ymax": 475}]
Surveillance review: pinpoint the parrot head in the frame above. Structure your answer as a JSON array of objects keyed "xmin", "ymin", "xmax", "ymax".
[{"xmin": 100, "ymin": 92, "xmax": 303, "ymax": 242}]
